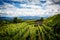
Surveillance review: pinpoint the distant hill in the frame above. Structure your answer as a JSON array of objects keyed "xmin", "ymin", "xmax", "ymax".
[
  {"xmin": 0, "ymin": 16, "xmax": 42, "ymax": 20},
  {"xmin": 18, "ymin": 16, "xmax": 46, "ymax": 20},
  {"xmin": 0, "ymin": 17, "xmax": 14, "ymax": 20}
]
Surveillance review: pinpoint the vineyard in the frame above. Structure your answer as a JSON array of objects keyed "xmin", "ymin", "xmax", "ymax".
[
  {"xmin": 0, "ymin": 14, "xmax": 60, "ymax": 40},
  {"xmin": 0, "ymin": 22, "xmax": 57, "ymax": 40}
]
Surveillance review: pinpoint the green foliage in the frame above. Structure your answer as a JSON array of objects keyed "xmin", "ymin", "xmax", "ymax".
[
  {"xmin": 0, "ymin": 20, "xmax": 11, "ymax": 26},
  {"xmin": 44, "ymin": 14, "xmax": 60, "ymax": 26}
]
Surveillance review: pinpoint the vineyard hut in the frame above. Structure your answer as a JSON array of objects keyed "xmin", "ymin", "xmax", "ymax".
[{"xmin": 34, "ymin": 20, "xmax": 43, "ymax": 26}]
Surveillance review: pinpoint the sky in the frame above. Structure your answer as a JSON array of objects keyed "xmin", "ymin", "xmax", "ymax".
[{"xmin": 0, "ymin": 0, "xmax": 60, "ymax": 17}]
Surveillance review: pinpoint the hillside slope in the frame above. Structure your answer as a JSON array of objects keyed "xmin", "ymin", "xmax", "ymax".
[{"xmin": 44, "ymin": 14, "xmax": 60, "ymax": 34}]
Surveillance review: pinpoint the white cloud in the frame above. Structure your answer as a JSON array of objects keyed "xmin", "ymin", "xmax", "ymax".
[{"xmin": 0, "ymin": 0, "xmax": 60, "ymax": 17}]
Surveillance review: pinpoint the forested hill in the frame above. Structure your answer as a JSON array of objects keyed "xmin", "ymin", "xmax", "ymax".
[
  {"xmin": 44, "ymin": 14, "xmax": 60, "ymax": 34},
  {"xmin": 44, "ymin": 14, "xmax": 60, "ymax": 26}
]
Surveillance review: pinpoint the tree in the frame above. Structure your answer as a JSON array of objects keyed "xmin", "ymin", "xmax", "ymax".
[
  {"xmin": 40, "ymin": 17, "xmax": 44, "ymax": 22},
  {"xmin": 13, "ymin": 17, "xmax": 18, "ymax": 23},
  {"xmin": 13, "ymin": 17, "xmax": 23, "ymax": 23}
]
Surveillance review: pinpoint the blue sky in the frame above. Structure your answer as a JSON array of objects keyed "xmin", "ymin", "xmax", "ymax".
[{"xmin": 0, "ymin": 0, "xmax": 60, "ymax": 17}]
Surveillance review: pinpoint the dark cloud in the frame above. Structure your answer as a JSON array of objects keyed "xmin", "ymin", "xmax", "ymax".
[
  {"xmin": 52, "ymin": 0, "xmax": 60, "ymax": 4},
  {"xmin": 0, "ymin": 13, "xmax": 8, "ymax": 17}
]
